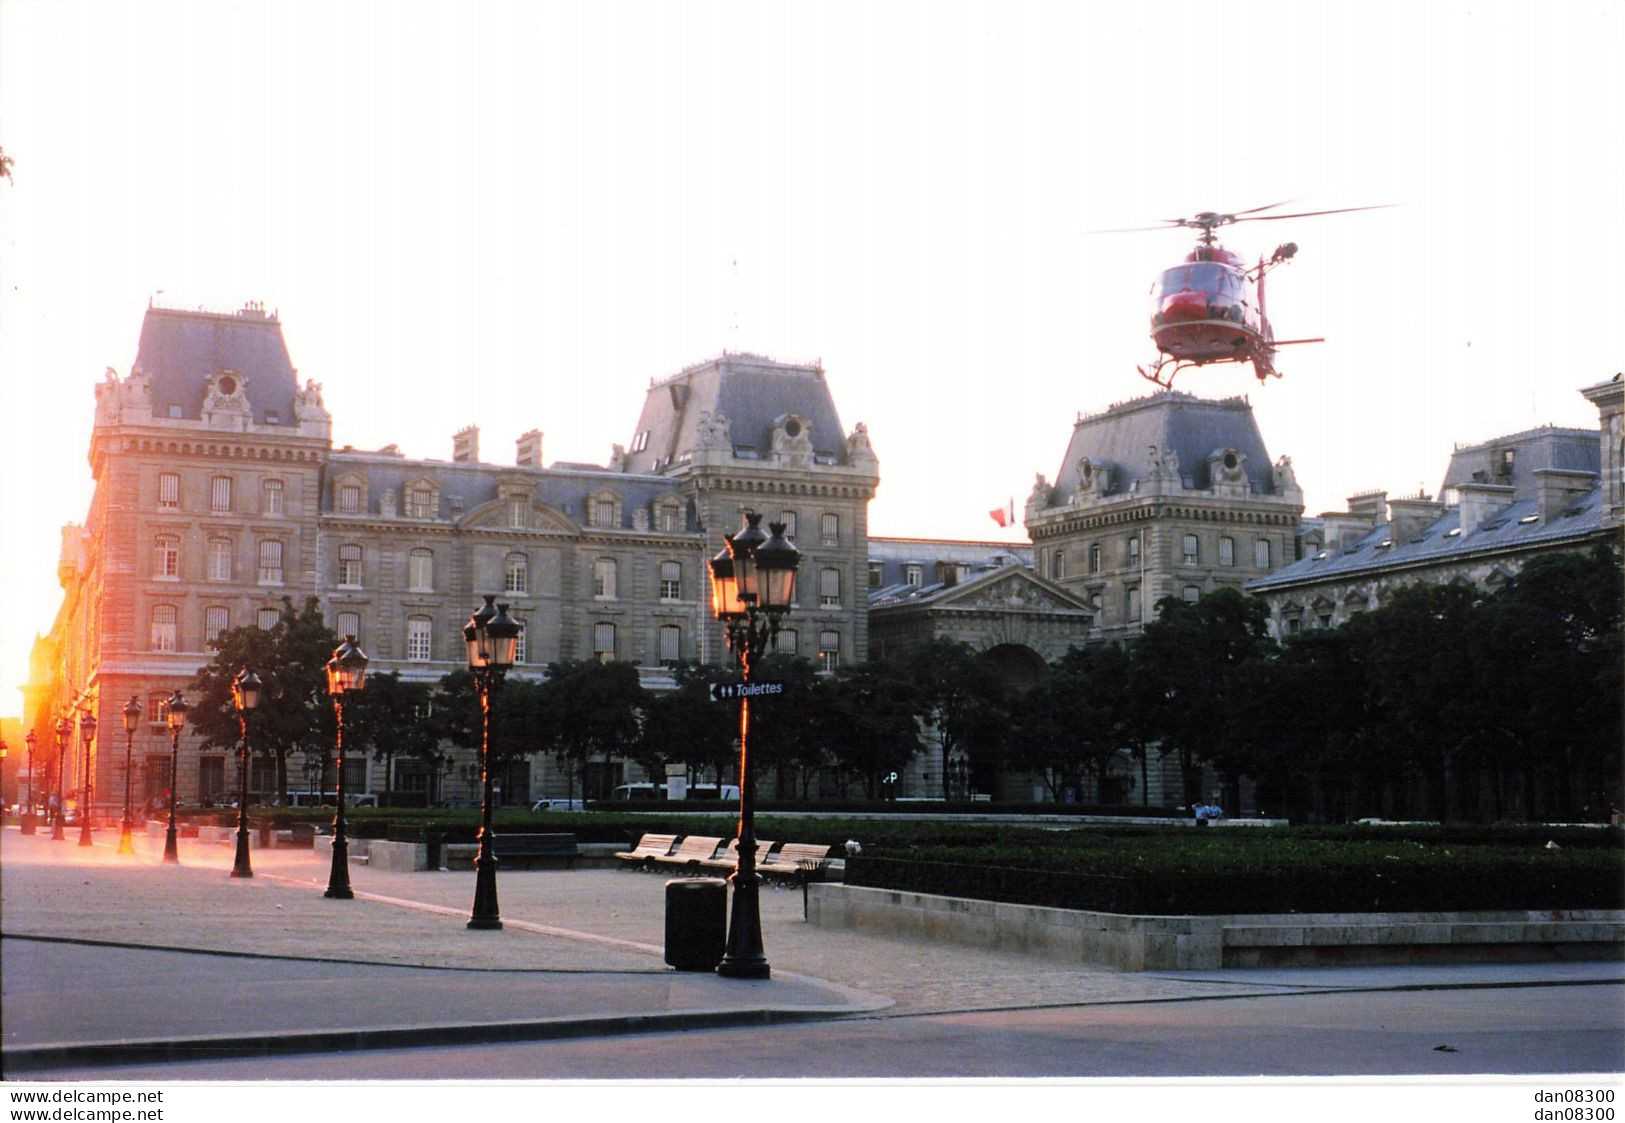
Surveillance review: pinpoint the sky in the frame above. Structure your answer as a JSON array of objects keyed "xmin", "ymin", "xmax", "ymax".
[{"xmin": 1, "ymin": 0, "xmax": 1621, "ymax": 719}]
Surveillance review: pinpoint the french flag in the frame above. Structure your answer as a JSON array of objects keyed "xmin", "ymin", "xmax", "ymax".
[{"xmin": 989, "ymin": 498, "xmax": 1016, "ymax": 527}]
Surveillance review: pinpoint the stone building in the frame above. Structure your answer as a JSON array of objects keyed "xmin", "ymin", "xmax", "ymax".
[
  {"xmin": 28, "ymin": 306, "xmax": 878, "ymax": 811},
  {"xmin": 1025, "ymin": 390, "xmax": 1305, "ymax": 641},
  {"xmin": 1246, "ymin": 376, "xmax": 1621, "ymax": 634}
]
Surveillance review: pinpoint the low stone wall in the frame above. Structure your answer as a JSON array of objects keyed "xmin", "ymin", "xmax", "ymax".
[
  {"xmin": 313, "ymin": 836, "xmax": 371, "ymax": 864},
  {"xmin": 806, "ymin": 884, "xmax": 1625, "ymax": 971}
]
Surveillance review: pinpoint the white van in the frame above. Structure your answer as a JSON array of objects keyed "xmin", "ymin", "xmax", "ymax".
[
  {"xmin": 283, "ymin": 792, "xmax": 379, "ymax": 809},
  {"xmin": 610, "ymin": 782, "xmax": 740, "ymax": 802}
]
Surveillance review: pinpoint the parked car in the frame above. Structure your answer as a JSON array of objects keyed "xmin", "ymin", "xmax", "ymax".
[{"xmin": 530, "ymin": 798, "xmax": 586, "ymax": 812}]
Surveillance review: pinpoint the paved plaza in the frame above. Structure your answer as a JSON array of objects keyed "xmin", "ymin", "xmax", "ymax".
[{"xmin": 3, "ymin": 823, "xmax": 1621, "ymax": 1076}]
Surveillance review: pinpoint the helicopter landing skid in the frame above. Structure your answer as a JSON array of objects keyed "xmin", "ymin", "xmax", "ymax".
[{"xmin": 1137, "ymin": 353, "xmax": 1287, "ymax": 389}]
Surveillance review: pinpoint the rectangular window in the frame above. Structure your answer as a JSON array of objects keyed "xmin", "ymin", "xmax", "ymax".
[
  {"xmin": 593, "ymin": 621, "xmax": 616, "ymax": 661},
  {"xmin": 407, "ymin": 617, "xmax": 433, "ymax": 662},
  {"xmin": 258, "ymin": 539, "xmax": 284, "ymax": 585},
  {"xmin": 657, "ymin": 506, "xmax": 681, "ymax": 533},
  {"xmin": 1219, "ymin": 536, "xmax": 1235, "ymax": 567},
  {"xmin": 821, "ymin": 513, "xmax": 839, "ymax": 546},
  {"xmin": 905, "ymin": 563, "xmax": 922, "ymax": 587},
  {"xmin": 1183, "ymin": 585, "xmax": 1201, "ymax": 603},
  {"xmin": 336, "ymin": 611, "xmax": 361, "ymax": 641},
  {"xmin": 868, "ymin": 562, "xmax": 884, "ymax": 588},
  {"xmin": 211, "ymin": 476, "xmax": 233, "ymax": 513},
  {"xmin": 1255, "ymin": 539, "xmax": 1272, "ymax": 569},
  {"xmin": 1181, "ymin": 534, "xmax": 1199, "ymax": 565},
  {"xmin": 1053, "ymin": 549, "xmax": 1067, "ymax": 580},
  {"xmin": 659, "ymin": 560, "xmax": 681, "ymax": 601},
  {"xmin": 257, "ymin": 607, "xmax": 281, "ymax": 631},
  {"xmin": 1127, "ymin": 534, "xmax": 1141, "ymax": 564},
  {"xmin": 338, "ymin": 544, "xmax": 363, "ymax": 587},
  {"xmin": 658, "ymin": 624, "xmax": 681, "ymax": 664},
  {"xmin": 155, "ymin": 536, "xmax": 180, "ymax": 580},
  {"xmin": 263, "ymin": 479, "xmax": 284, "ymax": 517},
  {"xmin": 513, "ymin": 618, "xmax": 527, "ymax": 664},
  {"xmin": 158, "ymin": 472, "xmax": 180, "ymax": 510},
  {"xmin": 204, "ymin": 606, "xmax": 230, "ymax": 645},
  {"xmin": 590, "ymin": 499, "xmax": 616, "ymax": 528},
  {"xmin": 408, "ymin": 549, "xmax": 433, "ymax": 592},
  {"xmin": 509, "ymin": 497, "xmax": 527, "ymax": 529},
  {"xmin": 774, "ymin": 627, "xmax": 798, "ymax": 656},
  {"xmin": 147, "ymin": 693, "xmax": 170, "ymax": 726},
  {"xmin": 407, "ymin": 487, "xmax": 436, "ymax": 519},
  {"xmin": 338, "ymin": 484, "xmax": 361, "ymax": 515},
  {"xmin": 594, "ymin": 557, "xmax": 617, "ymax": 599},
  {"xmin": 1088, "ymin": 544, "xmax": 1102, "ymax": 573},
  {"xmin": 819, "ymin": 567, "xmax": 841, "ymax": 608},
  {"xmin": 777, "ymin": 511, "xmax": 798, "ymax": 539},
  {"xmin": 208, "ymin": 538, "xmax": 232, "ymax": 582},
  {"xmin": 818, "ymin": 630, "xmax": 840, "ymax": 673},
  {"xmin": 150, "ymin": 604, "xmax": 178, "ymax": 651},
  {"xmin": 198, "ymin": 757, "xmax": 226, "ymax": 802},
  {"xmin": 1127, "ymin": 585, "xmax": 1142, "ymax": 623},
  {"xmin": 504, "ymin": 553, "xmax": 528, "ymax": 595}
]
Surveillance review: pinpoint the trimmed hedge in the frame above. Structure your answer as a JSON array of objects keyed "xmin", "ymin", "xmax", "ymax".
[{"xmin": 845, "ymin": 831, "xmax": 1625, "ymax": 914}]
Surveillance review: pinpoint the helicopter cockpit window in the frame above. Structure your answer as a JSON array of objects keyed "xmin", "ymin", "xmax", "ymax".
[{"xmin": 1152, "ymin": 263, "xmax": 1246, "ymax": 323}]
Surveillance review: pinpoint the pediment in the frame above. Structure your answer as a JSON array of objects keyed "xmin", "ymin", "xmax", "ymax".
[{"xmin": 932, "ymin": 568, "xmax": 1094, "ymax": 615}]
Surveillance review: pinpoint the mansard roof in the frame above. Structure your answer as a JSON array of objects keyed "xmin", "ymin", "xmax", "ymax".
[
  {"xmin": 324, "ymin": 450, "xmax": 694, "ymax": 530},
  {"xmin": 869, "ymin": 560, "xmax": 1092, "ymax": 616},
  {"xmin": 1247, "ymin": 484, "xmax": 1609, "ymax": 592},
  {"xmin": 622, "ymin": 353, "xmax": 849, "ymax": 473},
  {"xmin": 1438, "ymin": 425, "xmax": 1600, "ymax": 502},
  {"xmin": 132, "ymin": 303, "xmax": 299, "ymax": 426},
  {"xmin": 1048, "ymin": 390, "xmax": 1281, "ymax": 503}
]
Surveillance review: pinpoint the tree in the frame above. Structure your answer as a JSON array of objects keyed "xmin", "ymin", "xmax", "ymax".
[
  {"xmin": 638, "ymin": 661, "xmax": 735, "ymax": 790},
  {"xmin": 896, "ymin": 639, "xmax": 1013, "ymax": 800},
  {"xmin": 538, "ymin": 660, "xmax": 648, "ymax": 802},
  {"xmin": 1133, "ymin": 586, "xmax": 1276, "ymax": 808},
  {"xmin": 339, "ymin": 672, "xmax": 438, "ymax": 805},
  {"xmin": 813, "ymin": 662, "xmax": 923, "ymax": 799},
  {"xmin": 189, "ymin": 597, "xmax": 339, "ymax": 803}
]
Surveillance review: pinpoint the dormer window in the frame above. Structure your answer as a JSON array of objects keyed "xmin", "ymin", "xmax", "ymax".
[{"xmin": 405, "ymin": 482, "xmax": 437, "ymax": 519}]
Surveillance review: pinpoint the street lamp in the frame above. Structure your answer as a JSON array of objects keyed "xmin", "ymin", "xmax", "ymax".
[
  {"xmin": 21, "ymin": 730, "xmax": 37, "ymax": 835},
  {"xmin": 462, "ymin": 595, "xmax": 522, "ymax": 930},
  {"xmin": 162, "ymin": 692, "xmax": 189, "ymax": 863},
  {"xmin": 52, "ymin": 715, "xmax": 72, "ymax": 841},
  {"xmin": 323, "ymin": 635, "xmax": 368, "ymax": 900},
  {"xmin": 230, "ymin": 670, "xmax": 262, "ymax": 878},
  {"xmin": 77, "ymin": 711, "xmax": 98, "ymax": 846},
  {"xmin": 708, "ymin": 511, "xmax": 799, "ymax": 979},
  {"xmin": 119, "ymin": 696, "xmax": 140, "ymax": 855}
]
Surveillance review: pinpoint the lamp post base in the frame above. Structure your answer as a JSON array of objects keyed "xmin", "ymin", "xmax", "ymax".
[
  {"xmin": 50, "ymin": 817, "xmax": 65, "ymax": 841},
  {"xmin": 468, "ymin": 841, "xmax": 502, "ymax": 929},
  {"xmin": 162, "ymin": 827, "xmax": 179, "ymax": 863},
  {"xmin": 231, "ymin": 829, "xmax": 253, "ymax": 878},
  {"xmin": 116, "ymin": 819, "xmax": 134, "ymax": 856},
  {"xmin": 716, "ymin": 873, "xmax": 771, "ymax": 979},
  {"xmin": 78, "ymin": 820, "xmax": 94, "ymax": 847},
  {"xmin": 325, "ymin": 836, "xmax": 353, "ymax": 899}
]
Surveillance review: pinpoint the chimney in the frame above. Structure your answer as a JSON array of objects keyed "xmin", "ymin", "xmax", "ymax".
[
  {"xmin": 516, "ymin": 429, "xmax": 544, "ymax": 468},
  {"xmin": 1580, "ymin": 374, "xmax": 1623, "ymax": 513},
  {"xmin": 1347, "ymin": 490, "xmax": 1387, "ymax": 522},
  {"xmin": 1533, "ymin": 468, "xmax": 1596, "ymax": 523},
  {"xmin": 453, "ymin": 425, "xmax": 479, "ymax": 463},
  {"xmin": 1320, "ymin": 506, "xmax": 1379, "ymax": 553},
  {"xmin": 1387, "ymin": 495, "xmax": 1446, "ymax": 542},
  {"xmin": 1458, "ymin": 482, "xmax": 1515, "ymax": 535}
]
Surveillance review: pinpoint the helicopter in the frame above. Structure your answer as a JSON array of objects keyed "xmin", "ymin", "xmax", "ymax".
[{"xmin": 1099, "ymin": 202, "xmax": 1392, "ymax": 389}]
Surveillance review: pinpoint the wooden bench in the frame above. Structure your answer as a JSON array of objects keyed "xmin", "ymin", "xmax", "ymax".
[
  {"xmin": 699, "ymin": 839, "xmax": 777, "ymax": 873},
  {"xmin": 613, "ymin": 833, "xmax": 680, "ymax": 869},
  {"xmin": 758, "ymin": 842, "xmax": 831, "ymax": 881},
  {"xmin": 651, "ymin": 835, "xmax": 726, "ymax": 873},
  {"xmin": 490, "ymin": 832, "xmax": 579, "ymax": 869}
]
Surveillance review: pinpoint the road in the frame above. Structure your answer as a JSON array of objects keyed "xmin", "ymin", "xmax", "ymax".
[{"xmin": 25, "ymin": 980, "xmax": 1622, "ymax": 1081}]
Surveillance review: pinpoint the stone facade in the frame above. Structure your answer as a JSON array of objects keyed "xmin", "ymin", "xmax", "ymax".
[{"xmin": 29, "ymin": 309, "xmax": 878, "ymax": 810}]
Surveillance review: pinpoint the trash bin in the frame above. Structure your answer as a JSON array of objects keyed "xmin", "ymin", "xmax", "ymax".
[{"xmin": 664, "ymin": 877, "xmax": 727, "ymax": 971}]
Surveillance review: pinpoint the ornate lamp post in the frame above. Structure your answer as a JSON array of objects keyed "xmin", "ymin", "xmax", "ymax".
[
  {"xmin": 52, "ymin": 714, "xmax": 72, "ymax": 841},
  {"xmin": 162, "ymin": 692, "xmax": 189, "ymax": 863},
  {"xmin": 462, "ymin": 595, "xmax": 522, "ymax": 930},
  {"xmin": 77, "ymin": 711, "xmax": 98, "ymax": 846},
  {"xmin": 21, "ymin": 730, "xmax": 38, "ymax": 835},
  {"xmin": 230, "ymin": 670, "xmax": 263, "ymax": 878},
  {"xmin": 708, "ymin": 511, "xmax": 799, "ymax": 979},
  {"xmin": 323, "ymin": 636, "xmax": 368, "ymax": 900},
  {"xmin": 119, "ymin": 697, "xmax": 140, "ymax": 856}
]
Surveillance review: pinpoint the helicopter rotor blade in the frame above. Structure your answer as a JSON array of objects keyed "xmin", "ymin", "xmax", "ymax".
[{"xmin": 1230, "ymin": 204, "xmax": 1399, "ymax": 223}]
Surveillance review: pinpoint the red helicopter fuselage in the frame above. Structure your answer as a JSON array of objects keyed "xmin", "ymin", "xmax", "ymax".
[{"xmin": 1148, "ymin": 244, "xmax": 1268, "ymax": 367}]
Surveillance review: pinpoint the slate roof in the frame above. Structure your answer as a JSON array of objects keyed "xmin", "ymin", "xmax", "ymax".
[
  {"xmin": 1247, "ymin": 484, "xmax": 1610, "ymax": 592},
  {"xmin": 325, "ymin": 450, "xmax": 695, "ymax": 530},
  {"xmin": 868, "ymin": 555, "xmax": 1090, "ymax": 614},
  {"xmin": 1439, "ymin": 426, "xmax": 1600, "ymax": 502},
  {"xmin": 623, "ymin": 354, "xmax": 848, "ymax": 473},
  {"xmin": 867, "ymin": 538, "xmax": 1035, "ymax": 608},
  {"xmin": 132, "ymin": 304, "xmax": 298, "ymax": 426},
  {"xmin": 1047, "ymin": 391, "xmax": 1281, "ymax": 504}
]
